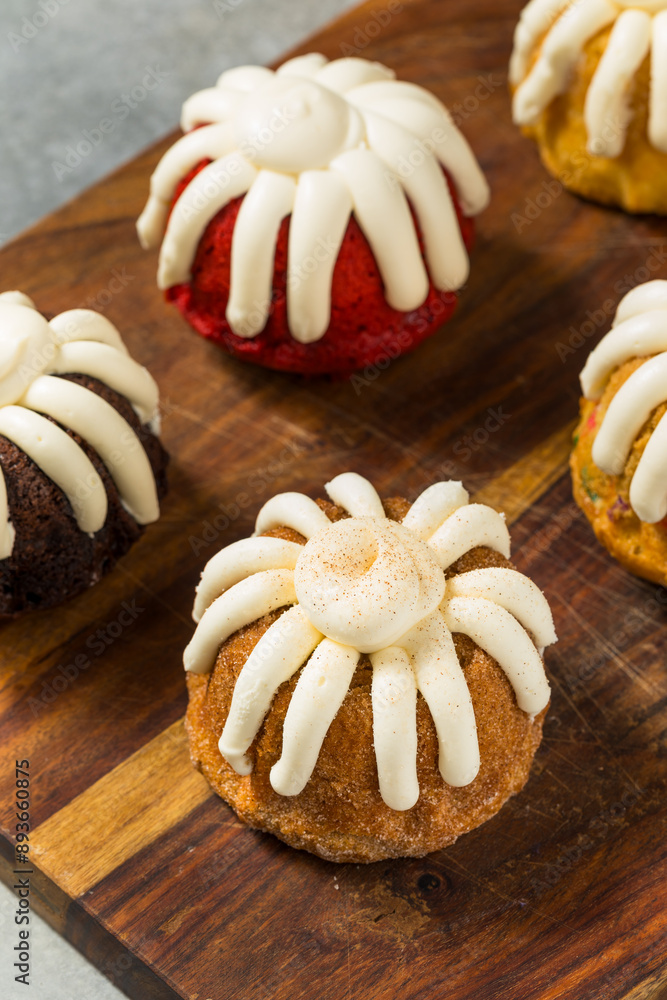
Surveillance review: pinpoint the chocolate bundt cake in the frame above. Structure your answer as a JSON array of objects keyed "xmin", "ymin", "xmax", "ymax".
[
  {"xmin": 0, "ymin": 291, "xmax": 168, "ymax": 617},
  {"xmin": 137, "ymin": 54, "xmax": 490, "ymax": 375},
  {"xmin": 185, "ymin": 472, "xmax": 557, "ymax": 863}
]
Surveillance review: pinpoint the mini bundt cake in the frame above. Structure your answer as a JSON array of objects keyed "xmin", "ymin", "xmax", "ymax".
[
  {"xmin": 137, "ymin": 53, "xmax": 490, "ymax": 376},
  {"xmin": 185, "ymin": 472, "xmax": 556, "ymax": 863},
  {"xmin": 572, "ymin": 280, "xmax": 667, "ymax": 583},
  {"xmin": 510, "ymin": 0, "xmax": 667, "ymax": 213},
  {"xmin": 0, "ymin": 291, "xmax": 168, "ymax": 617}
]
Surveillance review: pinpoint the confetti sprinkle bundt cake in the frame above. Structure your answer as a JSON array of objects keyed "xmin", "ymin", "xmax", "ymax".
[
  {"xmin": 510, "ymin": 0, "xmax": 667, "ymax": 213},
  {"xmin": 0, "ymin": 292, "xmax": 168, "ymax": 617},
  {"xmin": 137, "ymin": 54, "xmax": 490, "ymax": 375},
  {"xmin": 185, "ymin": 472, "xmax": 556, "ymax": 862},
  {"xmin": 572, "ymin": 280, "xmax": 667, "ymax": 583}
]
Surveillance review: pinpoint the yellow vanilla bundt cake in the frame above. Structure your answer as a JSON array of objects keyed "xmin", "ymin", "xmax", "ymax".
[
  {"xmin": 572, "ymin": 279, "xmax": 667, "ymax": 582},
  {"xmin": 510, "ymin": 0, "xmax": 667, "ymax": 213}
]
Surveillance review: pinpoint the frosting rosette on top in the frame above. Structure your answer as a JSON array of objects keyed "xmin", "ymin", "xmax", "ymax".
[
  {"xmin": 185, "ymin": 473, "xmax": 556, "ymax": 812},
  {"xmin": 137, "ymin": 54, "xmax": 490, "ymax": 374}
]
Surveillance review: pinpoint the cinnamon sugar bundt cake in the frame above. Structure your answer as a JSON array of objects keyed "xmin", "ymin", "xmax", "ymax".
[
  {"xmin": 185, "ymin": 472, "xmax": 556, "ymax": 863},
  {"xmin": 137, "ymin": 54, "xmax": 490, "ymax": 375},
  {"xmin": 0, "ymin": 292, "xmax": 168, "ymax": 617},
  {"xmin": 572, "ymin": 280, "xmax": 667, "ymax": 583},
  {"xmin": 510, "ymin": 0, "xmax": 667, "ymax": 213}
]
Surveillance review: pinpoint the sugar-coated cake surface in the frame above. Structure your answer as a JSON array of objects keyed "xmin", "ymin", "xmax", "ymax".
[{"xmin": 185, "ymin": 473, "xmax": 556, "ymax": 862}]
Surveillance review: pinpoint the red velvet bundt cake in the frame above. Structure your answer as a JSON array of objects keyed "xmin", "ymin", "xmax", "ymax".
[{"xmin": 137, "ymin": 54, "xmax": 490, "ymax": 375}]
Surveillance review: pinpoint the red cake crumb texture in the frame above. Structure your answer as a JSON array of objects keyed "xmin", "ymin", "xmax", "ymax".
[{"xmin": 166, "ymin": 158, "xmax": 476, "ymax": 376}]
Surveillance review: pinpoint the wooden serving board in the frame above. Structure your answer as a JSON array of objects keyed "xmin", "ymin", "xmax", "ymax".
[{"xmin": 1, "ymin": 1, "xmax": 666, "ymax": 997}]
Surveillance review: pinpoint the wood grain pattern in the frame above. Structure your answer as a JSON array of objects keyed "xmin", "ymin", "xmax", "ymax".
[
  {"xmin": 31, "ymin": 720, "xmax": 212, "ymax": 897},
  {"xmin": 1, "ymin": 0, "xmax": 666, "ymax": 998}
]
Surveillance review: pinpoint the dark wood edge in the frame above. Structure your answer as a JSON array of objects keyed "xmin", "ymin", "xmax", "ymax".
[{"xmin": 0, "ymin": 834, "xmax": 179, "ymax": 1000}]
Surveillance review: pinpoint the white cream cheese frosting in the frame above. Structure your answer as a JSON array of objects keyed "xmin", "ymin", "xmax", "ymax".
[
  {"xmin": 0, "ymin": 292, "xmax": 162, "ymax": 559},
  {"xmin": 580, "ymin": 279, "xmax": 667, "ymax": 522},
  {"xmin": 138, "ymin": 54, "xmax": 490, "ymax": 345},
  {"xmin": 510, "ymin": 0, "xmax": 667, "ymax": 156},
  {"xmin": 185, "ymin": 473, "xmax": 555, "ymax": 812}
]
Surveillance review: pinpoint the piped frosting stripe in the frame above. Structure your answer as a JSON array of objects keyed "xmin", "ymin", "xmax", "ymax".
[
  {"xmin": 0, "ymin": 405, "xmax": 107, "ymax": 535},
  {"xmin": 137, "ymin": 122, "xmax": 236, "ymax": 249},
  {"xmin": 630, "ymin": 409, "xmax": 667, "ymax": 522},
  {"xmin": 404, "ymin": 611, "xmax": 481, "ymax": 787},
  {"xmin": 193, "ymin": 536, "xmax": 303, "ymax": 623},
  {"xmin": 139, "ymin": 54, "xmax": 489, "ymax": 342},
  {"xmin": 52, "ymin": 342, "xmax": 159, "ymax": 425},
  {"xmin": 370, "ymin": 646, "xmax": 419, "ymax": 811},
  {"xmin": 254, "ymin": 492, "xmax": 331, "ymax": 538},
  {"xmin": 584, "ymin": 9, "xmax": 651, "ymax": 157},
  {"xmin": 511, "ymin": 0, "xmax": 667, "ymax": 156},
  {"xmin": 581, "ymin": 309, "xmax": 667, "ymax": 398},
  {"xmin": 401, "ymin": 480, "xmax": 470, "ymax": 540},
  {"xmin": 218, "ymin": 605, "xmax": 323, "ymax": 773},
  {"xmin": 0, "ymin": 464, "xmax": 14, "ymax": 560},
  {"xmin": 649, "ymin": 10, "xmax": 667, "ymax": 152},
  {"xmin": 22, "ymin": 376, "xmax": 159, "ymax": 526},
  {"xmin": 330, "ymin": 148, "xmax": 429, "ymax": 312},
  {"xmin": 443, "ymin": 596, "xmax": 551, "ymax": 715},
  {"xmin": 446, "ymin": 567, "xmax": 557, "ymax": 648},
  {"xmin": 227, "ymin": 169, "xmax": 297, "ymax": 338},
  {"xmin": 184, "ymin": 569, "xmax": 297, "ymax": 674},
  {"xmin": 513, "ymin": 0, "xmax": 618, "ymax": 127},
  {"xmin": 189, "ymin": 474, "xmax": 555, "ymax": 810},
  {"xmin": 429, "ymin": 504, "xmax": 511, "ymax": 568},
  {"xmin": 580, "ymin": 280, "xmax": 667, "ymax": 523},
  {"xmin": 324, "ymin": 471, "xmax": 385, "ymax": 518},
  {"xmin": 157, "ymin": 153, "xmax": 258, "ymax": 289},
  {"xmin": 0, "ymin": 295, "xmax": 163, "ymax": 558},
  {"xmin": 270, "ymin": 639, "xmax": 360, "ymax": 795}
]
